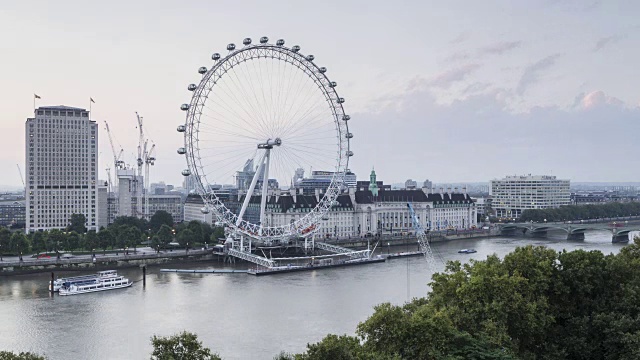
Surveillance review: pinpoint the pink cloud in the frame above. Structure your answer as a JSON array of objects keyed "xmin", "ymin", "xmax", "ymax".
[{"xmin": 580, "ymin": 91, "xmax": 624, "ymax": 109}]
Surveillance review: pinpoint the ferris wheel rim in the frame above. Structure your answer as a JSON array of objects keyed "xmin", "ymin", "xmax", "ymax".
[{"xmin": 181, "ymin": 39, "xmax": 351, "ymax": 240}]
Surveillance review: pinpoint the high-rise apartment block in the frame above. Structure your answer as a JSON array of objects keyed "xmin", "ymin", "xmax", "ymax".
[
  {"xmin": 25, "ymin": 106, "xmax": 98, "ymax": 233},
  {"xmin": 490, "ymin": 175, "xmax": 570, "ymax": 219}
]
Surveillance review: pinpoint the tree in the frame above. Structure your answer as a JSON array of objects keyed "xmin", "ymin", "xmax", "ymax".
[
  {"xmin": 31, "ymin": 231, "xmax": 48, "ymax": 254},
  {"xmin": 187, "ymin": 221, "xmax": 204, "ymax": 244},
  {"xmin": 0, "ymin": 351, "xmax": 46, "ymax": 360},
  {"xmin": 67, "ymin": 213, "xmax": 87, "ymax": 234},
  {"xmin": 47, "ymin": 229, "xmax": 65, "ymax": 259},
  {"xmin": 97, "ymin": 228, "xmax": 114, "ymax": 254},
  {"xmin": 84, "ymin": 230, "xmax": 99, "ymax": 257},
  {"xmin": 177, "ymin": 229, "xmax": 194, "ymax": 251},
  {"xmin": 149, "ymin": 210, "xmax": 174, "ymax": 233},
  {"xmin": 210, "ymin": 227, "xmax": 225, "ymax": 243},
  {"xmin": 10, "ymin": 232, "xmax": 29, "ymax": 261},
  {"xmin": 66, "ymin": 231, "xmax": 81, "ymax": 251},
  {"xmin": 0, "ymin": 227, "xmax": 10, "ymax": 261},
  {"xmin": 156, "ymin": 224, "xmax": 174, "ymax": 250},
  {"xmin": 126, "ymin": 226, "xmax": 143, "ymax": 253},
  {"xmin": 111, "ymin": 216, "xmax": 147, "ymax": 232},
  {"xmin": 150, "ymin": 331, "xmax": 221, "ymax": 360}
]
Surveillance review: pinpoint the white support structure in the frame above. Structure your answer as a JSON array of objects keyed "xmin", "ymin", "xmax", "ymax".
[
  {"xmin": 236, "ymin": 152, "xmax": 266, "ymax": 227},
  {"xmin": 259, "ymin": 149, "xmax": 271, "ymax": 236},
  {"xmin": 315, "ymin": 242, "xmax": 370, "ymax": 259},
  {"xmin": 227, "ymin": 248, "xmax": 276, "ymax": 268},
  {"xmin": 407, "ymin": 202, "xmax": 437, "ymax": 272}
]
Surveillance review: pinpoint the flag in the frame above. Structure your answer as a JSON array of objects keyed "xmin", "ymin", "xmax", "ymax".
[
  {"xmin": 90, "ymin": 97, "xmax": 95, "ymax": 103},
  {"xmin": 34, "ymin": 94, "xmax": 41, "ymax": 99}
]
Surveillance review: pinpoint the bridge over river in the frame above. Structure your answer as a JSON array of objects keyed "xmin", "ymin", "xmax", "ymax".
[{"xmin": 497, "ymin": 221, "xmax": 640, "ymax": 243}]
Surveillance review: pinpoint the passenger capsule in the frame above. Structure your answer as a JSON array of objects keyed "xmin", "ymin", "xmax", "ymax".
[
  {"xmin": 177, "ymin": 125, "xmax": 186, "ymax": 132},
  {"xmin": 276, "ymin": 39, "xmax": 285, "ymax": 46},
  {"xmin": 227, "ymin": 43, "xmax": 236, "ymax": 51},
  {"xmin": 337, "ymin": 98, "xmax": 345, "ymax": 104},
  {"xmin": 187, "ymin": 84, "xmax": 197, "ymax": 91},
  {"xmin": 177, "ymin": 147, "xmax": 186, "ymax": 154},
  {"xmin": 319, "ymin": 67, "xmax": 327, "ymax": 73},
  {"xmin": 342, "ymin": 115, "xmax": 350, "ymax": 121},
  {"xmin": 182, "ymin": 169, "xmax": 191, "ymax": 176},
  {"xmin": 346, "ymin": 151, "xmax": 354, "ymax": 157},
  {"xmin": 201, "ymin": 206, "xmax": 210, "ymax": 214},
  {"xmin": 346, "ymin": 133, "xmax": 353, "ymax": 139},
  {"xmin": 243, "ymin": 38, "xmax": 252, "ymax": 45},
  {"xmin": 260, "ymin": 36, "xmax": 269, "ymax": 44},
  {"xmin": 212, "ymin": 53, "xmax": 221, "ymax": 61},
  {"xmin": 306, "ymin": 55, "xmax": 315, "ymax": 61},
  {"xmin": 329, "ymin": 81, "xmax": 337, "ymax": 88},
  {"xmin": 198, "ymin": 66, "xmax": 207, "ymax": 74},
  {"xmin": 180, "ymin": 104, "xmax": 190, "ymax": 111},
  {"xmin": 292, "ymin": 45, "xmax": 300, "ymax": 52}
]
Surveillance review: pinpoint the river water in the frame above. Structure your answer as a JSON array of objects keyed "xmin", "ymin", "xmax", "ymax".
[{"xmin": 0, "ymin": 230, "xmax": 632, "ymax": 360}]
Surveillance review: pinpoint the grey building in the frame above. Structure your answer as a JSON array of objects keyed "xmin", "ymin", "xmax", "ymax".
[
  {"xmin": 26, "ymin": 106, "xmax": 99, "ymax": 233},
  {"xmin": 0, "ymin": 200, "xmax": 26, "ymax": 227}
]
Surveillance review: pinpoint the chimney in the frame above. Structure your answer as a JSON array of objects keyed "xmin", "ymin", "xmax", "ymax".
[
  {"xmin": 462, "ymin": 186, "xmax": 467, "ymax": 194},
  {"xmin": 454, "ymin": 187, "xmax": 458, "ymax": 193},
  {"xmin": 447, "ymin": 187, "xmax": 451, "ymax": 194},
  {"xmin": 315, "ymin": 188, "xmax": 320, "ymax": 202},
  {"xmin": 440, "ymin": 187, "xmax": 444, "ymax": 195}
]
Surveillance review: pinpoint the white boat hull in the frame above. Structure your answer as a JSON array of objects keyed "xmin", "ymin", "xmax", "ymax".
[{"xmin": 59, "ymin": 282, "xmax": 132, "ymax": 296}]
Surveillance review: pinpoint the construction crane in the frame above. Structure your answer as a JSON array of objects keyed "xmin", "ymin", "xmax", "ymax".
[
  {"xmin": 407, "ymin": 202, "xmax": 437, "ymax": 273},
  {"xmin": 135, "ymin": 112, "xmax": 145, "ymax": 218},
  {"xmin": 16, "ymin": 164, "xmax": 25, "ymax": 188},
  {"xmin": 104, "ymin": 121, "xmax": 125, "ymax": 170},
  {"xmin": 144, "ymin": 143, "xmax": 156, "ymax": 220}
]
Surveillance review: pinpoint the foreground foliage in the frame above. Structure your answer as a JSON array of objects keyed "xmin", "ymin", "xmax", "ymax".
[
  {"xmin": 151, "ymin": 331, "xmax": 221, "ymax": 360},
  {"xmin": 0, "ymin": 352, "xmax": 45, "ymax": 360},
  {"xmin": 291, "ymin": 238, "xmax": 640, "ymax": 359}
]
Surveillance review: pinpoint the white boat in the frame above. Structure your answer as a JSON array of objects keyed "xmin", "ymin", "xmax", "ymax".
[
  {"xmin": 59, "ymin": 270, "xmax": 132, "ymax": 296},
  {"xmin": 49, "ymin": 271, "xmax": 110, "ymax": 292},
  {"xmin": 458, "ymin": 249, "xmax": 477, "ymax": 254}
]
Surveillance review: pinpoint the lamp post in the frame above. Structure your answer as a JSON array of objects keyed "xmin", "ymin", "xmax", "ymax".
[
  {"xmin": 387, "ymin": 242, "xmax": 390, "ymax": 254},
  {"xmin": 186, "ymin": 242, "xmax": 189, "ymax": 254}
]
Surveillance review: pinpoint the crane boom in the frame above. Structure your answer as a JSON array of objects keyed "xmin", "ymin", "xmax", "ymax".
[
  {"xmin": 16, "ymin": 164, "xmax": 25, "ymax": 188},
  {"xmin": 407, "ymin": 202, "xmax": 437, "ymax": 273},
  {"xmin": 104, "ymin": 121, "xmax": 124, "ymax": 169}
]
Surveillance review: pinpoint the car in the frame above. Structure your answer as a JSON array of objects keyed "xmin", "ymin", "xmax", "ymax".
[{"xmin": 37, "ymin": 254, "xmax": 51, "ymax": 259}]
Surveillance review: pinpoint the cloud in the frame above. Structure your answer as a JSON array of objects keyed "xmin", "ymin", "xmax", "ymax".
[
  {"xmin": 461, "ymin": 82, "xmax": 492, "ymax": 95},
  {"xmin": 351, "ymin": 84, "xmax": 638, "ymax": 183},
  {"xmin": 450, "ymin": 32, "xmax": 469, "ymax": 44},
  {"xmin": 479, "ymin": 41, "xmax": 522, "ymax": 55},
  {"xmin": 444, "ymin": 51, "xmax": 470, "ymax": 62},
  {"xmin": 577, "ymin": 91, "xmax": 624, "ymax": 109},
  {"xmin": 426, "ymin": 63, "xmax": 481, "ymax": 89},
  {"xmin": 594, "ymin": 34, "xmax": 625, "ymax": 52},
  {"xmin": 516, "ymin": 54, "xmax": 561, "ymax": 95}
]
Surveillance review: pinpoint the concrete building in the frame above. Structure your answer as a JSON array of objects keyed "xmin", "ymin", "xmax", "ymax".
[
  {"xmin": 490, "ymin": 175, "xmax": 570, "ymax": 219},
  {"xmin": 108, "ymin": 194, "xmax": 183, "ymax": 224},
  {"xmin": 97, "ymin": 181, "xmax": 109, "ymax": 229},
  {"xmin": 405, "ymin": 179, "xmax": 418, "ymax": 189},
  {"xmin": 0, "ymin": 200, "xmax": 26, "ymax": 228},
  {"xmin": 26, "ymin": 106, "xmax": 98, "ymax": 233}
]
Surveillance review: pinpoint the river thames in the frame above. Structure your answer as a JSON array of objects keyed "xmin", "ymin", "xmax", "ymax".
[{"xmin": 0, "ymin": 231, "xmax": 632, "ymax": 359}]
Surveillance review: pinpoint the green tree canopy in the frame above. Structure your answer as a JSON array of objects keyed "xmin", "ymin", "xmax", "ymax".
[
  {"xmin": 10, "ymin": 232, "xmax": 29, "ymax": 260},
  {"xmin": 177, "ymin": 229, "xmax": 194, "ymax": 249},
  {"xmin": 187, "ymin": 221, "xmax": 204, "ymax": 244},
  {"xmin": 0, "ymin": 227, "xmax": 11, "ymax": 258},
  {"xmin": 67, "ymin": 213, "xmax": 87, "ymax": 233},
  {"xmin": 150, "ymin": 331, "xmax": 221, "ymax": 360},
  {"xmin": 149, "ymin": 210, "xmax": 174, "ymax": 233},
  {"xmin": 97, "ymin": 228, "xmax": 114, "ymax": 254},
  {"xmin": 156, "ymin": 224, "xmax": 174, "ymax": 249},
  {"xmin": 0, "ymin": 351, "xmax": 46, "ymax": 360},
  {"xmin": 84, "ymin": 230, "xmax": 99, "ymax": 255}
]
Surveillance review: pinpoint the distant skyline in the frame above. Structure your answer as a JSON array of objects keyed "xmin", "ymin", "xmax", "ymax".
[{"xmin": 2, "ymin": 0, "xmax": 640, "ymax": 187}]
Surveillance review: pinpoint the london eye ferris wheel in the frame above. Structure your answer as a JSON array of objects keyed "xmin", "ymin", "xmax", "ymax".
[{"xmin": 177, "ymin": 37, "xmax": 353, "ymax": 242}]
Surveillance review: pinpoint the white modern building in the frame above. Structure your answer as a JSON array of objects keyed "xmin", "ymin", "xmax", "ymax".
[
  {"xmin": 26, "ymin": 106, "xmax": 99, "ymax": 233},
  {"xmin": 490, "ymin": 175, "xmax": 570, "ymax": 219}
]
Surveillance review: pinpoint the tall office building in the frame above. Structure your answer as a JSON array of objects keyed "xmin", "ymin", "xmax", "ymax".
[
  {"xmin": 25, "ymin": 106, "xmax": 99, "ymax": 233},
  {"xmin": 490, "ymin": 175, "xmax": 570, "ymax": 219}
]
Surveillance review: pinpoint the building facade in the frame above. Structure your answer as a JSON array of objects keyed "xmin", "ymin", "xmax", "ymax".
[
  {"xmin": 26, "ymin": 106, "xmax": 98, "ymax": 233},
  {"xmin": 490, "ymin": 175, "xmax": 570, "ymax": 219},
  {"xmin": 0, "ymin": 200, "xmax": 26, "ymax": 228}
]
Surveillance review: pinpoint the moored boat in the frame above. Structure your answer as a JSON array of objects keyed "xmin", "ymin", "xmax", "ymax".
[
  {"xmin": 59, "ymin": 270, "xmax": 132, "ymax": 296},
  {"xmin": 49, "ymin": 270, "xmax": 119, "ymax": 292}
]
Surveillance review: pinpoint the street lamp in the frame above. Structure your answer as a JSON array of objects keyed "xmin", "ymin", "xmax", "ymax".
[{"xmin": 387, "ymin": 242, "xmax": 390, "ymax": 254}]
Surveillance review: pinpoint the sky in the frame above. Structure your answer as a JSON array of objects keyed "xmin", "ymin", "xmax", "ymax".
[{"xmin": 1, "ymin": 0, "xmax": 639, "ymax": 188}]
